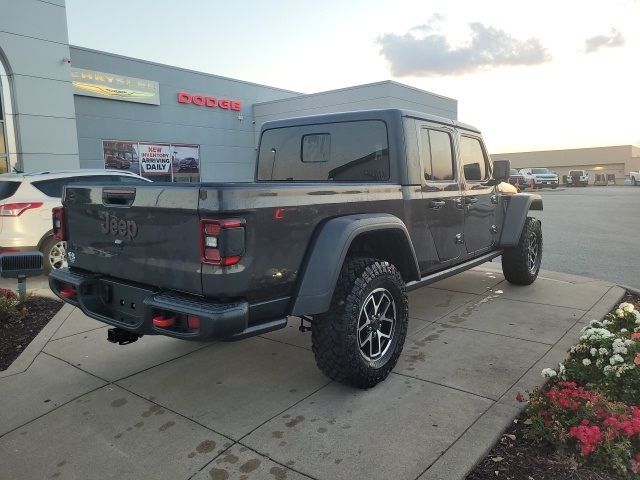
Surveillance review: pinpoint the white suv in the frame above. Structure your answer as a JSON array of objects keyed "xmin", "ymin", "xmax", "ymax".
[
  {"xmin": 519, "ymin": 167, "xmax": 559, "ymax": 189},
  {"xmin": 0, "ymin": 170, "xmax": 150, "ymax": 272}
]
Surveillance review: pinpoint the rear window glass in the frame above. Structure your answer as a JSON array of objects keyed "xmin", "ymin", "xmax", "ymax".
[
  {"xmin": 420, "ymin": 128, "xmax": 454, "ymax": 181},
  {"xmin": 0, "ymin": 181, "xmax": 20, "ymax": 200},
  {"xmin": 569, "ymin": 170, "xmax": 584, "ymax": 176},
  {"xmin": 257, "ymin": 120, "xmax": 389, "ymax": 181},
  {"xmin": 31, "ymin": 178, "xmax": 71, "ymax": 198},
  {"xmin": 531, "ymin": 168, "xmax": 551, "ymax": 174},
  {"xmin": 32, "ymin": 175, "xmax": 136, "ymax": 197}
]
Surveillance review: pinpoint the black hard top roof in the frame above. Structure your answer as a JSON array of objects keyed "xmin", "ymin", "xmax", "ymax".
[{"xmin": 260, "ymin": 108, "xmax": 481, "ymax": 134}]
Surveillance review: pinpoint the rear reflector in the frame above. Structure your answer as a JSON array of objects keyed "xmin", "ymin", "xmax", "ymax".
[{"xmin": 187, "ymin": 315, "xmax": 200, "ymax": 330}]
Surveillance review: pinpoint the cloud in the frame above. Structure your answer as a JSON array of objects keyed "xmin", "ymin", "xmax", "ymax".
[
  {"xmin": 584, "ymin": 28, "xmax": 625, "ymax": 53},
  {"xmin": 377, "ymin": 22, "xmax": 552, "ymax": 77}
]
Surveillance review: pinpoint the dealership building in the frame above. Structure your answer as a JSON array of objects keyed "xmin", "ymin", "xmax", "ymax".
[
  {"xmin": 492, "ymin": 145, "xmax": 640, "ymax": 184},
  {"xmin": 0, "ymin": 0, "xmax": 458, "ymax": 182}
]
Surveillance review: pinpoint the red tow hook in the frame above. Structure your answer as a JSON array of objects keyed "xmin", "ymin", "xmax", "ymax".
[
  {"xmin": 59, "ymin": 284, "xmax": 76, "ymax": 299},
  {"xmin": 152, "ymin": 315, "xmax": 176, "ymax": 328}
]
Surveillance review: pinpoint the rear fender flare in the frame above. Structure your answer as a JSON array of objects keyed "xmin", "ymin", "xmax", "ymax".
[
  {"xmin": 499, "ymin": 193, "xmax": 543, "ymax": 247},
  {"xmin": 291, "ymin": 214, "xmax": 420, "ymax": 316}
]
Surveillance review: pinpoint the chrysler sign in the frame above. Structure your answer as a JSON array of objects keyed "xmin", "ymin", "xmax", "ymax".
[{"xmin": 177, "ymin": 92, "xmax": 241, "ymax": 111}]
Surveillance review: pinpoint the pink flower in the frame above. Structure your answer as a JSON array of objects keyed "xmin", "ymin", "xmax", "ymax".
[
  {"xmin": 515, "ymin": 392, "xmax": 524, "ymax": 403},
  {"xmin": 635, "ymin": 353, "xmax": 640, "ymax": 366},
  {"xmin": 632, "ymin": 333, "xmax": 640, "ymax": 340}
]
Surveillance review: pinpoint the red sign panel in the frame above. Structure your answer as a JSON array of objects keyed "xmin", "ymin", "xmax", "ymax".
[{"xmin": 177, "ymin": 92, "xmax": 241, "ymax": 111}]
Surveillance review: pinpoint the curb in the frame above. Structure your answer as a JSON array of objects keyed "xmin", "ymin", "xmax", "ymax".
[{"xmin": 0, "ymin": 303, "xmax": 75, "ymax": 379}]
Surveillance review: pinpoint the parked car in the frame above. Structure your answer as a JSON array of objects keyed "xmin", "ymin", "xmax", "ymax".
[
  {"xmin": 566, "ymin": 169, "xmax": 589, "ymax": 187},
  {"xmin": 105, "ymin": 154, "xmax": 132, "ymax": 170},
  {"xmin": 0, "ymin": 170, "xmax": 150, "ymax": 272},
  {"xmin": 178, "ymin": 157, "xmax": 198, "ymax": 172},
  {"xmin": 519, "ymin": 167, "xmax": 559, "ymax": 189},
  {"xmin": 630, "ymin": 170, "xmax": 640, "ymax": 186},
  {"xmin": 508, "ymin": 168, "xmax": 529, "ymax": 190},
  {"xmin": 50, "ymin": 109, "xmax": 543, "ymax": 388}
]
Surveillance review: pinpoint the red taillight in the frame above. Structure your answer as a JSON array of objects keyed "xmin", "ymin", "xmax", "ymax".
[
  {"xmin": 52, "ymin": 207, "xmax": 66, "ymax": 241},
  {"xmin": 200, "ymin": 218, "xmax": 245, "ymax": 266},
  {"xmin": 0, "ymin": 202, "xmax": 43, "ymax": 216}
]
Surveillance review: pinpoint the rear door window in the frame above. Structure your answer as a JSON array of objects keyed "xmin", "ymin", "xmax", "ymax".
[
  {"xmin": 258, "ymin": 120, "xmax": 389, "ymax": 181},
  {"xmin": 0, "ymin": 181, "xmax": 20, "ymax": 200},
  {"xmin": 420, "ymin": 128, "xmax": 454, "ymax": 181}
]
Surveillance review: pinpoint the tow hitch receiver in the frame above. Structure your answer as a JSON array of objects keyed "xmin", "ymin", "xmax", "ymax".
[{"xmin": 107, "ymin": 328, "xmax": 142, "ymax": 345}]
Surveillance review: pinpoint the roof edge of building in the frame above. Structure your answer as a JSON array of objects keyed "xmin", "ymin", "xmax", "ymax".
[
  {"xmin": 252, "ymin": 80, "xmax": 457, "ymax": 108},
  {"xmin": 492, "ymin": 144, "xmax": 634, "ymax": 156},
  {"xmin": 68, "ymin": 45, "xmax": 303, "ymax": 96}
]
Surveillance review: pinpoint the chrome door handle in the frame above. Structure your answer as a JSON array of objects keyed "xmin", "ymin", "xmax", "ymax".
[{"xmin": 429, "ymin": 200, "xmax": 446, "ymax": 210}]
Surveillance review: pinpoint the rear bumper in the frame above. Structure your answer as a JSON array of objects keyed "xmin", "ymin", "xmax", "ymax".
[{"xmin": 49, "ymin": 268, "xmax": 286, "ymax": 341}]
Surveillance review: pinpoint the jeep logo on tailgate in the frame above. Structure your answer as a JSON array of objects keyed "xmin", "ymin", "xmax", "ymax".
[{"xmin": 99, "ymin": 211, "xmax": 138, "ymax": 240}]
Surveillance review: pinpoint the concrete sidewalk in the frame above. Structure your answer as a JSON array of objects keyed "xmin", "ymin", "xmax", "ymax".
[{"xmin": 0, "ymin": 265, "xmax": 624, "ymax": 480}]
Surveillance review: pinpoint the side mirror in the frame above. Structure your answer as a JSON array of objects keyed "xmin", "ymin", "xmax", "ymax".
[{"xmin": 492, "ymin": 160, "xmax": 511, "ymax": 182}]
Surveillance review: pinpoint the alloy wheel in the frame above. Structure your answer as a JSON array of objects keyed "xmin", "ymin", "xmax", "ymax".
[
  {"xmin": 49, "ymin": 241, "xmax": 68, "ymax": 270},
  {"xmin": 527, "ymin": 232, "xmax": 539, "ymax": 273},
  {"xmin": 357, "ymin": 288, "xmax": 396, "ymax": 361}
]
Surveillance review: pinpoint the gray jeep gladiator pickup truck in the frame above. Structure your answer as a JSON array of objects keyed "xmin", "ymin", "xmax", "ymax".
[{"xmin": 50, "ymin": 109, "xmax": 543, "ymax": 388}]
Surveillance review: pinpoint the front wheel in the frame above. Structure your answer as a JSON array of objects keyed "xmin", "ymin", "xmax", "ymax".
[
  {"xmin": 502, "ymin": 217, "xmax": 542, "ymax": 285},
  {"xmin": 40, "ymin": 236, "xmax": 67, "ymax": 273},
  {"xmin": 311, "ymin": 257, "xmax": 408, "ymax": 389}
]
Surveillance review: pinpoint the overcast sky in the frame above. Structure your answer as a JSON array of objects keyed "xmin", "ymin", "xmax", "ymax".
[{"xmin": 65, "ymin": 0, "xmax": 639, "ymax": 153}]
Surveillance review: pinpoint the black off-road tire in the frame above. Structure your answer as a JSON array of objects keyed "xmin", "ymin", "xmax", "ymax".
[
  {"xmin": 502, "ymin": 217, "xmax": 542, "ymax": 285},
  {"xmin": 311, "ymin": 257, "xmax": 408, "ymax": 389}
]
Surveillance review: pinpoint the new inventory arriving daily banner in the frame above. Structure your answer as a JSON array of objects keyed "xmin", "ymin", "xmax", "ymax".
[{"xmin": 102, "ymin": 140, "xmax": 200, "ymax": 182}]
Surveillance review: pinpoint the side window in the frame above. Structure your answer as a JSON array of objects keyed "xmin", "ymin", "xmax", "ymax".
[
  {"xmin": 31, "ymin": 178, "xmax": 72, "ymax": 198},
  {"xmin": 420, "ymin": 128, "xmax": 454, "ymax": 181},
  {"xmin": 459, "ymin": 136, "xmax": 489, "ymax": 181}
]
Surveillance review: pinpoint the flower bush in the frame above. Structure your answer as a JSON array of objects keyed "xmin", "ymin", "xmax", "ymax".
[
  {"xmin": 524, "ymin": 301, "xmax": 640, "ymax": 478},
  {"xmin": 525, "ymin": 381, "xmax": 640, "ymax": 477},
  {"xmin": 542, "ymin": 302, "xmax": 640, "ymax": 403},
  {"xmin": 0, "ymin": 287, "xmax": 19, "ymax": 322}
]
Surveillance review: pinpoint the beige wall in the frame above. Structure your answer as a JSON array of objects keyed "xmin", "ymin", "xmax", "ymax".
[{"xmin": 492, "ymin": 145, "xmax": 640, "ymax": 184}]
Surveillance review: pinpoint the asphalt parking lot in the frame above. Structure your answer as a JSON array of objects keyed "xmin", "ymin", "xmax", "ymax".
[{"xmin": 521, "ymin": 186, "xmax": 640, "ymax": 289}]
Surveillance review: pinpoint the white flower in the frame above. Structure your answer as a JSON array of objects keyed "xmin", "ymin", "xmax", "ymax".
[
  {"xmin": 603, "ymin": 365, "xmax": 613, "ymax": 375},
  {"xmin": 598, "ymin": 348, "xmax": 609, "ymax": 356},
  {"xmin": 621, "ymin": 328, "xmax": 628, "ymax": 333},
  {"xmin": 620, "ymin": 302, "xmax": 635, "ymax": 313},
  {"xmin": 596, "ymin": 359, "xmax": 603, "ymax": 367},
  {"xmin": 590, "ymin": 348, "xmax": 598, "ymax": 357},
  {"xmin": 610, "ymin": 354, "xmax": 624, "ymax": 365},
  {"xmin": 616, "ymin": 309, "xmax": 624, "ymax": 317},
  {"xmin": 582, "ymin": 358, "xmax": 592, "ymax": 366},
  {"xmin": 541, "ymin": 368, "xmax": 557, "ymax": 378},
  {"xmin": 589, "ymin": 319, "xmax": 603, "ymax": 327}
]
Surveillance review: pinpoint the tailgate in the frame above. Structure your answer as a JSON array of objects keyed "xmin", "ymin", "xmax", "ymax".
[{"xmin": 63, "ymin": 183, "xmax": 203, "ymax": 295}]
